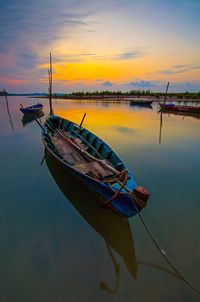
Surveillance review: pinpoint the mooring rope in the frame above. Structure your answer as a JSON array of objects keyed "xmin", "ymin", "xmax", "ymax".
[{"xmin": 131, "ymin": 195, "xmax": 200, "ymax": 296}]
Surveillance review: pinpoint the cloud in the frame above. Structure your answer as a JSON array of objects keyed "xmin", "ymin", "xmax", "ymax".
[
  {"xmin": 127, "ymin": 80, "xmax": 155, "ymax": 88},
  {"xmin": 116, "ymin": 50, "xmax": 143, "ymax": 61},
  {"xmin": 159, "ymin": 65, "xmax": 200, "ymax": 75},
  {"xmin": 52, "ymin": 51, "xmax": 97, "ymax": 63},
  {"xmin": 172, "ymin": 64, "xmax": 188, "ymax": 69},
  {"xmin": 0, "ymin": 1, "xmax": 91, "ymax": 74},
  {"xmin": 0, "ymin": 0, "xmax": 94, "ymax": 93},
  {"xmin": 0, "ymin": 75, "xmax": 29, "ymax": 86},
  {"xmin": 73, "ymin": 48, "xmax": 145, "ymax": 62},
  {"xmin": 170, "ymin": 81, "xmax": 200, "ymax": 92},
  {"xmin": 101, "ymin": 81, "xmax": 113, "ymax": 87}
]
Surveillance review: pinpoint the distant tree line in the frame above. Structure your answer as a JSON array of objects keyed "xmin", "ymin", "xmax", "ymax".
[
  {"xmin": 52, "ymin": 90, "xmax": 200, "ymax": 99},
  {"xmin": 70, "ymin": 89, "xmax": 154, "ymax": 96}
]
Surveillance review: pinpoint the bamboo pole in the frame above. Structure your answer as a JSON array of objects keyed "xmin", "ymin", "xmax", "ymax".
[
  {"xmin": 163, "ymin": 82, "xmax": 169, "ymax": 104},
  {"xmin": 159, "ymin": 111, "xmax": 163, "ymax": 144},
  {"xmin": 34, "ymin": 117, "xmax": 46, "ymax": 132},
  {"xmin": 48, "ymin": 52, "xmax": 53, "ymax": 115},
  {"xmin": 4, "ymin": 89, "xmax": 14, "ymax": 131},
  {"xmin": 79, "ymin": 113, "xmax": 86, "ymax": 129}
]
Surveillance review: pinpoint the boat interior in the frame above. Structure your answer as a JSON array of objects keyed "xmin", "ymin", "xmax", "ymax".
[{"xmin": 43, "ymin": 116, "xmax": 128, "ymax": 183}]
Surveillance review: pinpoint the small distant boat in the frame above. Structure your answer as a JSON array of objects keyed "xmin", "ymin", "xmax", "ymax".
[
  {"xmin": 42, "ymin": 115, "xmax": 150, "ymax": 218},
  {"xmin": 159, "ymin": 103, "xmax": 200, "ymax": 114},
  {"xmin": 20, "ymin": 103, "xmax": 43, "ymax": 114},
  {"xmin": 130, "ymin": 100, "xmax": 153, "ymax": 107}
]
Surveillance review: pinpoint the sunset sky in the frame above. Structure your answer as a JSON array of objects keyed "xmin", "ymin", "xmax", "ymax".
[{"xmin": 0, "ymin": 0, "xmax": 200, "ymax": 93}]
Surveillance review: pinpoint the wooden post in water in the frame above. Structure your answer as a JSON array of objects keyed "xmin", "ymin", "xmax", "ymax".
[
  {"xmin": 4, "ymin": 89, "xmax": 11, "ymax": 120},
  {"xmin": 79, "ymin": 113, "xmax": 86, "ymax": 129},
  {"xmin": 4, "ymin": 89, "xmax": 14, "ymax": 132},
  {"xmin": 48, "ymin": 52, "xmax": 53, "ymax": 115},
  {"xmin": 163, "ymin": 82, "xmax": 169, "ymax": 104},
  {"xmin": 159, "ymin": 111, "xmax": 163, "ymax": 144}
]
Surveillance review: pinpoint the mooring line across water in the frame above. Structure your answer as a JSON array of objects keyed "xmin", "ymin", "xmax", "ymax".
[{"xmin": 131, "ymin": 196, "xmax": 200, "ymax": 296}]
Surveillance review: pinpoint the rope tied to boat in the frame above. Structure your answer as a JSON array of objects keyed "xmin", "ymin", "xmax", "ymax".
[
  {"xmin": 132, "ymin": 193, "xmax": 148, "ymax": 208},
  {"xmin": 130, "ymin": 192, "xmax": 200, "ymax": 296},
  {"xmin": 102, "ymin": 169, "xmax": 128, "ymax": 183},
  {"xmin": 105, "ymin": 170, "xmax": 128, "ymax": 204}
]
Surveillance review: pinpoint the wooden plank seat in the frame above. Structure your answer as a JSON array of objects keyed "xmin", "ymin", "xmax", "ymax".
[
  {"xmin": 52, "ymin": 133, "xmax": 87, "ymax": 165},
  {"xmin": 62, "ymin": 152, "xmax": 76, "ymax": 166},
  {"xmin": 52, "ymin": 131, "xmax": 117, "ymax": 180},
  {"xmin": 74, "ymin": 161, "xmax": 115, "ymax": 180},
  {"xmin": 72, "ymin": 137, "xmax": 88, "ymax": 151}
]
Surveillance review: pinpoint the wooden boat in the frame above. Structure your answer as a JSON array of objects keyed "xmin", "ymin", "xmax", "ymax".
[
  {"xmin": 159, "ymin": 103, "xmax": 200, "ymax": 114},
  {"xmin": 130, "ymin": 100, "xmax": 153, "ymax": 107},
  {"xmin": 20, "ymin": 103, "xmax": 43, "ymax": 114},
  {"xmin": 42, "ymin": 115, "xmax": 150, "ymax": 218}
]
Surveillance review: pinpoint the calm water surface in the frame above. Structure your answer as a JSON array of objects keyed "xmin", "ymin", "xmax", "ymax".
[{"xmin": 0, "ymin": 96, "xmax": 200, "ymax": 302}]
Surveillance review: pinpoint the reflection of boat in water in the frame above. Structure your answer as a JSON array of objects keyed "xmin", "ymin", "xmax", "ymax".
[
  {"xmin": 130, "ymin": 100, "xmax": 153, "ymax": 108},
  {"xmin": 45, "ymin": 148, "xmax": 137, "ymax": 290},
  {"xmin": 22, "ymin": 111, "xmax": 44, "ymax": 126},
  {"xmin": 160, "ymin": 109, "xmax": 200, "ymax": 120},
  {"xmin": 158, "ymin": 111, "xmax": 163, "ymax": 145}
]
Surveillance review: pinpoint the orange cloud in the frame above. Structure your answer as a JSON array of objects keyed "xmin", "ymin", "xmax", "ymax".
[{"xmin": 0, "ymin": 76, "xmax": 29, "ymax": 86}]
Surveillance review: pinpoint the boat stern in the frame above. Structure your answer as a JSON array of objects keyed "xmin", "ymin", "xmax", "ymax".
[{"xmin": 132, "ymin": 186, "xmax": 150, "ymax": 208}]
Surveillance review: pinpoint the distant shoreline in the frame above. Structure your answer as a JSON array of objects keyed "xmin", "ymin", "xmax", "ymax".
[
  {"xmin": 32, "ymin": 94, "xmax": 200, "ymax": 102},
  {"xmin": 1, "ymin": 93, "xmax": 200, "ymax": 101}
]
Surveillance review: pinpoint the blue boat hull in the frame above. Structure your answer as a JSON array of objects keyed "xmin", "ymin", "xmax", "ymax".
[
  {"xmin": 20, "ymin": 103, "xmax": 43, "ymax": 114},
  {"xmin": 45, "ymin": 146, "xmax": 143, "ymax": 218}
]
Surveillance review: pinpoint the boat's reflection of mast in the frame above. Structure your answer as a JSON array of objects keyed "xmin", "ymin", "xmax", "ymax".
[
  {"xmin": 159, "ymin": 111, "xmax": 163, "ymax": 144},
  {"xmin": 158, "ymin": 82, "xmax": 169, "ymax": 145},
  {"xmin": 100, "ymin": 240, "xmax": 120, "ymax": 294},
  {"xmin": 4, "ymin": 89, "xmax": 14, "ymax": 132}
]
